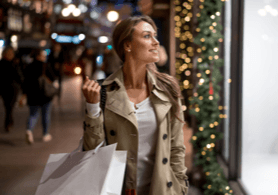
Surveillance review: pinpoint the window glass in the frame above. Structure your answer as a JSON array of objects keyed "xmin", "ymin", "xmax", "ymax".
[
  {"xmin": 242, "ymin": 0, "xmax": 278, "ymax": 194},
  {"xmin": 223, "ymin": 0, "xmax": 232, "ymax": 162}
]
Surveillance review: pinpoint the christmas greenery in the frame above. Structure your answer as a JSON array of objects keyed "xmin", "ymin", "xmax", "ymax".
[{"xmin": 188, "ymin": 0, "xmax": 234, "ymax": 195}]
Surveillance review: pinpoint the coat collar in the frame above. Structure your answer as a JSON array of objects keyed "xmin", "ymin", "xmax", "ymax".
[
  {"xmin": 103, "ymin": 66, "xmax": 172, "ymax": 129},
  {"xmin": 102, "ymin": 66, "xmax": 170, "ymax": 103}
]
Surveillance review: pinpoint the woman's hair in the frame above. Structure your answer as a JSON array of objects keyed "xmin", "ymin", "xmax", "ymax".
[{"xmin": 112, "ymin": 15, "xmax": 184, "ymax": 122}]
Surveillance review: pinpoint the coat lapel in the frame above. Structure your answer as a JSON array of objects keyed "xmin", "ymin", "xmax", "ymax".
[
  {"xmin": 147, "ymin": 70, "xmax": 172, "ymax": 126},
  {"xmin": 103, "ymin": 68, "xmax": 138, "ymax": 129}
]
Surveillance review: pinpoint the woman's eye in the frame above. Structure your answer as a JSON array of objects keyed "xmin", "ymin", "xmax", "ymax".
[{"xmin": 144, "ymin": 34, "xmax": 150, "ymax": 38}]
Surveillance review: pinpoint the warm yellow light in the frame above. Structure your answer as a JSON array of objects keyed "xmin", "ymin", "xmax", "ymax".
[
  {"xmin": 180, "ymin": 43, "xmax": 186, "ymax": 49},
  {"xmin": 199, "ymin": 96, "xmax": 203, "ymax": 100},
  {"xmin": 209, "ymin": 123, "xmax": 214, "ymax": 128},
  {"xmin": 211, "ymin": 143, "xmax": 215, "ymax": 147},
  {"xmin": 185, "ymin": 16, "xmax": 191, "ymax": 22},
  {"xmin": 211, "ymin": 15, "xmax": 216, "ymax": 19},
  {"xmin": 183, "ymin": 64, "xmax": 188, "ymax": 69},
  {"xmin": 214, "ymin": 55, "xmax": 219, "ymax": 59},
  {"xmin": 185, "ymin": 70, "xmax": 191, "ymax": 76},
  {"xmin": 208, "ymin": 185, "xmax": 211, "ymax": 189},
  {"xmin": 199, "ymin": 127, "xmax": 204, "ymax": 131},
  {"xmin": 219, "ymin": 106, "xmax": 223, "ymax": 110},
  {"xmin": 182, "ymin": 105, "xmax": 187, "ymax": 111},
  {"xmin": 219, "ymin": 38, "xmax": 223, "ymax": 42},
  {"xmin": 209, "ymin": 26, "xmax": 214, "ymax": 30},
  {"xmin": 185, "ymin": 58, "xmax": 191, "ymax": 63},
  {"xmin": 202, "ymin": 46, "xmax": 206, "ymax": 50},
  {"xmin": 214, "ymin": 121, "xmax": 219, "ymax": 126},
  {"xmin": 225, "ymin": 186, "xmax": 230, "ymax": 190},
  {"xmin": 212, "ymin": 22, "xmax": 217, "ymax": 26},
  {"xmin": 196, "ymin": 13, "xmax": 201, "ymax": 17},
  {"xmin": 206, "ymin": 172, "xmax": 210, "ymax": 176},
  {"xmin": 195, "ymin": 108, "xmax": 200, "ymax": 112},
  {"xmin": 209, "ymin": 96, "xmax": 213, "ymax": 100},
  {"xmin": 202, "ymin": 151, "xmax": 206, "ymax": 155},
  {"xmin": 209, "ymin": 56, "xmax": 213, "ymax": 60},
  {"xmin": 74, "ymin": 67, "xmax": 82, "ymax": 75},
  {"xmin": 183, "ymin": 80, "xmax": 189, "ymax": 85},
  {"xmin": 199, "ymin": 5, "xmax": 204, "ymax": 9},
  {"xmin": 187, "ymin": 47, "xmax": 193, "ymax": 52},
  {"xmin": 197, "ymin": 48, "xmax": 202, "ymax": 53},
  {"xmin": 196, "ymin": 28, "xmax": 201, "ymax": 32},
  {"xmin": 198, "ymin": 58, "xmax": 203, "ymax": 63},
  {"xmin": 174, "ymin": 15, "xmax": 180, "ymax": 21},
  {"xmin": 192, "ymin": 136, "xmax": 197, "ymax": 140},
  {"xmin": 200, "ymin": 38, "xmax": 205, "ymax": 42},
  {"xmin": 206, "ymin": 70, "xmax": 211, "ymax": 74},
  {"xmin": 216, "ymin": 12, "xmax": 221, "ymax": 16},
  {"xmin": 211, "ymin": 134, "xmax": 216, "ymax": 139},
  {"xmin": 228, "ymin": 79, "xmax": 232, "ymax": 83},
  {"xmin": 175, "ymin": 6, "xmax": 182, "ymax": 12},
  {"xmin": 197, "ymin": 73, "xmax": 202, "ymax": 77},
  {"xmin": 182, "ymin": 9, "xmax": 188, "ymax": 14}
]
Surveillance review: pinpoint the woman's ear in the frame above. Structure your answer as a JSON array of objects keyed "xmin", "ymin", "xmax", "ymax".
[{"xmin": 123, "ymin": 41, "xmax": 131, "ymax": 52}]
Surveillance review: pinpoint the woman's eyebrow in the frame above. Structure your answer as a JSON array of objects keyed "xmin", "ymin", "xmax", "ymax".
[{"xmin": 142, "ymin": 31, "xmax": 157, "ymax": 36}]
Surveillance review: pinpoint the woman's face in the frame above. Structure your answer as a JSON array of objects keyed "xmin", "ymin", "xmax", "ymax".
[{"xmin": 127, "ymin": 21, "xmax": 160, "ymax": 64}]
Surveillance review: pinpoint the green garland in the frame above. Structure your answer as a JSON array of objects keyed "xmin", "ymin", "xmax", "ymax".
[{"xmin": 189, "ymin": 0, "xmax": 233, "ymax": 195}]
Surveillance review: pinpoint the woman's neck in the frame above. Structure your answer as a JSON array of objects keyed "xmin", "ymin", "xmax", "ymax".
[{"xmin": 123, "ymin": 60, "xmax": 148, "ymax": 89}]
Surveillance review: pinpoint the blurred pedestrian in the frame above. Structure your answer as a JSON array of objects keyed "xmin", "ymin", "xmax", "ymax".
[
  {"xmin": 21, "ymin": 49, "xmax": 56, "ymax": 144},
  {"xmin": 0, "ymin": 46, "xmax": 23, "ymax": 132},
  {"xmin": 101, "ymin": 47, "xmax": 122, "ymax": 78},
  {"xmin": 78, "ymin": 48, "xmax": 97, "ymax": 81},
  {"xmin": 48, "ymin": 43, "xmax": 64, "ymax": 99}
]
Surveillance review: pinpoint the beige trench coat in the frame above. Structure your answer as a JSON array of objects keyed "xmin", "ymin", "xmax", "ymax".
[{"xmin": 83, "ymin": 67, "xmax": 189, "ymax": 195}]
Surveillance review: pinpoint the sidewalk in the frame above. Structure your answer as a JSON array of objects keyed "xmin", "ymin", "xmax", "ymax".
[{"xmin": 0, "ymin": 75, "xmax": 202, "ymax": 195}]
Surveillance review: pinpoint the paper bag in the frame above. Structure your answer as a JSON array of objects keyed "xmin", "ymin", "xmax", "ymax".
[{"xmin": 35, "ymin": 141, "xmax": 127, "ymax": 195}]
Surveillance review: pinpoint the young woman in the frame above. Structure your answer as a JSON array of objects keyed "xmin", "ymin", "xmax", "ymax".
[
  {"xmin": 82, "ymin": 15, "xmax": 189, "ymax": 195},
  {"xmin": 22, "ymin": 49, "xmax": 56, "ymax": 144}
]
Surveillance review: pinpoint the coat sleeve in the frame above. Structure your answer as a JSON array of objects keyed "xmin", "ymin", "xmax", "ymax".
[
  {"xmin": 170, "ymin": 98, "xmax": 189, "ymax": 194},
  {"xmin": 83, "ymin": 110, "xmax": 105, "ymax": 151}
]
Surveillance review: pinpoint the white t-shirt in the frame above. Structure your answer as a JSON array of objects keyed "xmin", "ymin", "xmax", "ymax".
[{"xmin": 86, "ymin": 97, "xmax": 158, "ymax": 195}]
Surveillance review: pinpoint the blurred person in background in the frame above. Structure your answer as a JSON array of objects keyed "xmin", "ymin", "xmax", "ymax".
[
  {"xmin": 21, "ymin": 49, "xmax": 56, "ymax": 144},
  {"xmin": 0, "ymin": 46, "xmax": 23, "ymax": 132},
  {"xmin": 78, "ymin": 48, "xmax": 97, "ymax": 81},
  {"xmin": 101, "ymin": 47, "xmax": 122, "ymax": 78},
  {"xmin": 48, "ymin": 43, "xmax": 64, "ymax": 99}
]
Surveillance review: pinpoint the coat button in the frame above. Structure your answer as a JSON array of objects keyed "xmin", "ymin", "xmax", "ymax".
[
  {"xmin": 167, "ymin": 181, "xmax": 172, "ymax": 188},
  {"xmin": 163, "ymin": 134, "xmax": 168, "ymax": 140},
  {"xmin": 162, "ymin": 158, "xmax": 168, "ymax": 164},
  {"xmin": 110, "ymin": 130, "xmax": 116, "ymax": 136}
]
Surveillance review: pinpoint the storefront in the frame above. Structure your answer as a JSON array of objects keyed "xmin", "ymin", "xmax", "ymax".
[
  {"xmin": 219, "ymin": 0, "xmax": 278, "ymax": 194},
  {"xmin": 0, "ymin": 0, "xmax": 53, "ymax": 59}
]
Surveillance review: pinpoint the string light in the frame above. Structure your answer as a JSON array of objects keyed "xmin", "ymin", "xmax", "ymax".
[
  {"xmin": 210, "ymin": 134, "xmax": 216, "ymax": 139},
  {"xmin": 199, "ymin": 127, "xmax": 204, "ymax": 131}
]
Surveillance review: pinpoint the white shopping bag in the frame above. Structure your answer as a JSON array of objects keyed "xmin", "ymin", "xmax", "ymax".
[{"xmin": 35, "ymin": 139, "xmax": 127, "ymax": 195}]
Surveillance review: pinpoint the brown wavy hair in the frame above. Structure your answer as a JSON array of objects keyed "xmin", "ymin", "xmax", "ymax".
[{"xmin": 112, "ymin": 15, "xmax": 184, "ymax": 122}]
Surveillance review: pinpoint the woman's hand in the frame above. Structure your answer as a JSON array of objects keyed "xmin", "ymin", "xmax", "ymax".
[{"xmin": 82, "ymin": 76, "xmax": 101, "ymax": 104}]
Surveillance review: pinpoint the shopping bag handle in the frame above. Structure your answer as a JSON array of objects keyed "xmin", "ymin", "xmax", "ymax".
[{"xmin": 70, "ymin": 137, "xmax": 104, "ymax": 158}]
